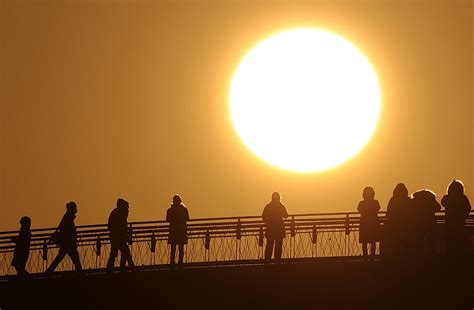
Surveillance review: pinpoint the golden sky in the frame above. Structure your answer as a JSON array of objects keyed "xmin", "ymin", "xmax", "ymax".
[{"xmin": 1, "ymin": 1, "xmax": 472, "ymax": 230}]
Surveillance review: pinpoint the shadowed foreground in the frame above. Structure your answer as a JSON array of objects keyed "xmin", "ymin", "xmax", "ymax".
[{"xmin": 0, "ymin": 258, "xmax": 473, "ymax": 309}]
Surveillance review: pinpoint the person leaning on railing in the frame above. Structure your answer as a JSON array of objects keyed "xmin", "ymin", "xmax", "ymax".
[{"xmin": 441, "ymin": 180, "xmax": 472, "ymax": 258}]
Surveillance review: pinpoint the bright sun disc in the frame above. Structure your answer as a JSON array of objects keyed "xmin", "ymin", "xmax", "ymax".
[{"xmin": 229, "ymin": 28, "xmax": 381, "ymax": 173}]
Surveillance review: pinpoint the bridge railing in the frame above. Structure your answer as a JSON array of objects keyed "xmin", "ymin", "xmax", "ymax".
[{"xmin": 0, "ymin": 211, "xmax": 473, "ymax": 276}]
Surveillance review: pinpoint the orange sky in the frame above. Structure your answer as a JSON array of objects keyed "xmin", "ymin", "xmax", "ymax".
[{"xmin": 1, "ymin": 1, "xmax": 472, "ymax": 230}]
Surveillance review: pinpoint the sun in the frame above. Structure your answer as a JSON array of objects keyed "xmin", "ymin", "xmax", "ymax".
[{"xmin": 229, "ymin": 28, "xmax": 381, "ymax": 173}]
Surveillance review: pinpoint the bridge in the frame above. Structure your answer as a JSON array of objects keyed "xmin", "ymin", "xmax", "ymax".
[
  {"xmin": 1, "ymin": 210, "xmax": 474, "ymax": 277},
  {"xmin": 1, "ymin": 211, "xmax": 474, "ymax": 309}
]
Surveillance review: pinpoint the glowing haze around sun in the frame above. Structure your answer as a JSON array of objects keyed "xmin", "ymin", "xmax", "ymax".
[{"xmin": 229, "ymin": 28, "xmax": 381, "ymax": 173}]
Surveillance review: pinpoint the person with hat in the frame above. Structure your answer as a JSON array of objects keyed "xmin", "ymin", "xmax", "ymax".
[
  {"xmin": 46, "ymin": 201, "xmax": 82, "ymax": 273},
  {"xmin": 106, "ymin": 198, "xmax": 135, "ymax": 271}
]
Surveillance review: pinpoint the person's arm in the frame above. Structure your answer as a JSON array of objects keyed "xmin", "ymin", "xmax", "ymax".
[
  {"xmin": 58, "ymin": 215, "xmax": 67, "ymax": 233},
  {"xmin": 440, "ymin": 195, "xmax": 448, "ymax": 208},
  {"xmin": 262, "ymin": 206, "xmax": 269, "ymax": 223},
  {"xmin": 185, "ymin": 209, "xmax": 190, "ymax": 222},
  {"xmin": 375, "ymin": 201, "xmax": 381, "ymax": 212},
  {"xmin": 463, "ymin": 196, "xmax": 471, "ymax": 217},
  {"xmin": 386, "ymin": 199, "xmax": 393, "ymax": 218},
  {"xmin": 357, "ymin": 202, "xmax": 363, "ymax": 213},
  {"xmin": 166, "ymin": 209, "xmax": 171, "ymax": 222},
  {"xmin": 282, "ymin": 205, "xmax": 289, "ymax": 218}
]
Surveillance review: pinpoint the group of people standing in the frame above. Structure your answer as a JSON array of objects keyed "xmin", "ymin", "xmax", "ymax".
[
  {"xmin": 257, "ymin": 180, "xmax": 472, "ymax": 263},
  {"xmin": 357, "ymin": 180, "xmax": 471, "ymax": 261},
  {"xmin": 10, "ymin": 195, "xmax": 190, "ymax": 275},
  {"xmin": 9, "ymin": 180, "xmax": 472, "ymax": 275}
]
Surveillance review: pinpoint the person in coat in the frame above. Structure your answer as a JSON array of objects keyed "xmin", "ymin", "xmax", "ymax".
[
  {"xmin": 357, "ymin": 187, "xmax": 381, "ymax": 259},
  {"xmin": 262, "ymin": 192, "xmax": 288, "ymax": 262},
  {"xmin": 11, "ymin": 216, "xmax": 31, "ymax": 276},
  {"xmin": 385, "ymin": 183, "xmax": 412, "ymax": 258},
  {"xmin": 441, "ymin": 180, "xmax": 471, "ymax": 257},
  {"xmin": 106, "ymin": 198, "xmax": 135, "ymax": 271},
  {"xmin": 166, "ymin": 195, "xmax": 189, "ymax": 268},
  {"xmin": 46, "ymin": 202, "xmax": 82, "ymax": 273},
  {"xmin": 411, "ymin": 189, "xmax": 441, "ymax": 257}
]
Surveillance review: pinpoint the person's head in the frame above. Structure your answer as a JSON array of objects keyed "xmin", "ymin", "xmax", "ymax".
[
  {"xmin": 271, "ymin": 192, "xmax": 281, "ymax": 202},
  {"xmin": 66, "ymin": 201, "xmax": 77, "ymax": 214},
  {"xmin": 172, "ymin": 195, "xmax": 182, "ymax": 205},
  {"xmin": 20, "ymin": 216, "xmax": 31, "ymax": 229},
  {"xmin": 362, "ymin": 187, "xmax": 375, "ymax": 201},
  {"xmin": 447, "ymin": 180, "xmax": 464, "ymax": 197},
  {"xmin": 117, "ymin": 198, "xmax": 129, "ymax": 210},
  {"xmin": 393, "ymin": 183, "xmax": 409, "ymax": 198},
  {"xmin": 412, "ymin": 189, "xmax": 437, "ymax": 201}
]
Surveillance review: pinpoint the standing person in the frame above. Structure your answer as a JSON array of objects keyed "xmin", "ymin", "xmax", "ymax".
[
  {"xmin": 357, "ymin": 187, "xmax": 381, "ymax": 260},
  {"xmin": 411, "ymin": 189, "xmax": 441, "ymax": 257},
  {"xmin": 46, "ymin": 202, "xmax": 82, "ymax": 273},
  {"xmin": 386, "ymin": 183, "xmax": 412, "ymax": 258},
  {"xmin": 166, "ymin": 195, "xmax": 189, "ymax": 268},
  {"xmin": 11, "ymin": 216, "xmax": 32, "ymax": 276},
  {"xmin": 262, "ymin": 192, "xmax": 288, "ymax": 262},
  {"xmin": 106, "ymin": 198, "xmax": 135, "ymax": 271},
  {"xmin": 441, "ymin": 180, "xmax": 471, "ymax": 257}
]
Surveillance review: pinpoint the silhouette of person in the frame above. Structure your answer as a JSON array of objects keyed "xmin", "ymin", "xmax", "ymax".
[
  {"xmin": 357, "ymin": 187, "xmax": 381, "ymax": 259},
  {"xmin": 386, "ymin": 183, "xmax": 412, "ymax": 258},
  {"xmin": 262, "ymin": 192, "xmax": 288, "ymax": 262},
  {"xmin": 166, "ymin": 195, "xmax": 189, "ymax": 268},
  {"xmin": 411, "ymin": 189, "xmax": 441, "ymax": 257},
  {"xmin": 11, "ymin": 216, "xmax": 31, "ymax": 276},
  {"xmin": 441, "ymin": 180, "xmax": 471, "ymax": 257},
  {"xmin": 106, "ymin": 198, "xmax": 135, "ymax": 271},
  {"xmin": 46, "ymin": 202, "xmax": 82, "ymax": 273}
]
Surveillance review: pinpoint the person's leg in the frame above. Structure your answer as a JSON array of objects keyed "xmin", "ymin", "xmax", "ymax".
[
  {"xmin": 274, "ymin": 239, "xmax": 283, "ymax": 261},
  {"xmin": 119, "ymin": 243, "xmax": 134, "ymax": 268},
  {"xmin": 370, "ymin": 242, "xmax": 376, "ymax": 257},
  {"xmin": 106, "ymin": 243, "xmax": 119, "ymax": 271},
  {"xmin": 265, "ymin": 239, "xmax": 275, "ymax": 261},
  {"xmin": 178, "ymin": 244, "xmax": 185, "ymax": 265},
  {"xmin": 14, "ymin": 265, "xmax": 25, "ymax": 276},
  {"xmin": 362, "ymin": 243, "xmax": 368, "ymax": 258},
  {"xmin": 67, "ymin": 247, "xmax": 82, "ymax": 271},
  {"xmin": 170, "ymin": 244, "xmax": 177, "ymax": 266},
  {"xmin": 46, "ymin": 247, "xmax": 67, "ymax": 273}
]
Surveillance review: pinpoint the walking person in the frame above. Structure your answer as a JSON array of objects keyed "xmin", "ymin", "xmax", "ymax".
[
  {"xmin": 441, "ymin": 180, "xmax": 471, "ymax": 258},
  {"xmin": 46, "ymin": 202, "xmax": 82, "ymax": 273},
  {"xmin": 11, "ymin": 216, "xmax": 32, "ymax": 276},
  {"xmin": 357, "ymin": 187, "xmax": 381, "ymax": 260},
  {"xmin": 106, "ymin": 198, "xmax": 135, "ymax": 271},
  {"xmin": 166, "ymin": 195, "xmax": 189, "ymax": 269},
  {"xmin": 262, "ymin": 192, "xmax": 288, "ymax": 262}
]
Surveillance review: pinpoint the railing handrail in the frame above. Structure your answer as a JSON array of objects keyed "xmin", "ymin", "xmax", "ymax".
[{"xmin": 1, "ymin": 210, "xmax": 472, "ymax": 236}]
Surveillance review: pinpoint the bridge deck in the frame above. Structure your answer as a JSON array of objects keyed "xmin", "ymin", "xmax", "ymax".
[{"xmin": 0, "ymin": 257, "xmax": 472, "ymax": 309}]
